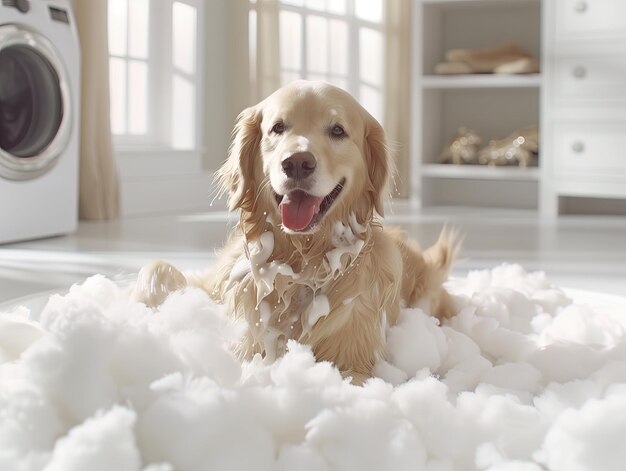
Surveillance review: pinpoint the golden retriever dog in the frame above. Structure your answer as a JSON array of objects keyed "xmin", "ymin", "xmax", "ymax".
[{"xmin": 132, "ymin": 81, "xmax": 461, "ymax": 384}]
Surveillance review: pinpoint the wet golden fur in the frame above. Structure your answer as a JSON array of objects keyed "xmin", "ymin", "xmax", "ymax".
[{"xmin": 133, "ymin": 81, "xmax": 461, "ymax": 384}]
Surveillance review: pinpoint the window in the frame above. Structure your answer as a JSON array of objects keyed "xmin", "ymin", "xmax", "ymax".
[
  {"xmin": 249, "ymin": 0, "xmax": 385, "ymax": 123},
  {"xmin": 108, "ymin": 0, "xmax": 204, "ymax": 150}
]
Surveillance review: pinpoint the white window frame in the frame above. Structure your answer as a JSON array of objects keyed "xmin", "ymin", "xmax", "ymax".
[
  {"xmin": 109, "ymin": 0, "xmax": 209, "ymax": 215},
  {"xmin": 250, "ymin": 0, "xmax": 385, "ymax": 122}
]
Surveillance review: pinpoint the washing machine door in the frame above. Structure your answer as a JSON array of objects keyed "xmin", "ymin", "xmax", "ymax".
[{"xmin": 0, "ymin": 24, "xmax": 72, "ymax": 180}]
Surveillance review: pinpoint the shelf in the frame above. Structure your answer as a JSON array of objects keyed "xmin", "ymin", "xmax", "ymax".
[
  {"xmin": 422, "ymin": 74, "xmax": 541, "ymax": 89},
  {"xmin": 422, "ymin": 164, "xmax": 540, "ymax": 181},
  {"xmin": 422, "ymin": 0, "xmax": 540, "ymax": 8},
  {"xmin": 385, "ymin": 203, "xmax": 539, "ymax": 223}
]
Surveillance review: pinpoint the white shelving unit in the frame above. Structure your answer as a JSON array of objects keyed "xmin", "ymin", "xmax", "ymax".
[{"xmin": 410, "ymin": 0, "xmax": 543, "ymax": 212}]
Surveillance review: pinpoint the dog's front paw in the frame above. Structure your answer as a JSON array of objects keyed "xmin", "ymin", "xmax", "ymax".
[{"xmin": 130, "ymin": 260, "xmax": 188, "ymax": 308}]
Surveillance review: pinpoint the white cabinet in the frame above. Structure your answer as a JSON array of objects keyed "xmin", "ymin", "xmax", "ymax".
[
  {"xmin": 542, "ymin": 0, "xmax": 626, "ymax": 217},
  {"xmin": 552, "ymin": 47, "xmax": 626, "ymax": 104},
  {"xmin": 555, "ymin": 0, "xmax": 626, "ymax": 39},
  {"xmin": 410, "ymin": 0, "xmax": 626, "ymax": 218},
  {"xmin": 553, "ymin": 124, "xmax": 626, "ymax": 178},
  {"xmin": 410, "ymin": 0, "xmax": 542, "ymax": 213}
]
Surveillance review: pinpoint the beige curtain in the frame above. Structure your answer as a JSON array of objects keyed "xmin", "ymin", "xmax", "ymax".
[
  {"xmin": 384, "ymin": 0, "xmax": 412, "ymax": 198},
  {"xmin": 226, "ymin": 0, "xmax": 280, "ymax": 129},
  {"xmin": 253, "ymin": 0, "xmax": 281, "ymax": 102},
  {"xmin": 73, "ymin": 0, "xmax": 120, "ymax": 219}
]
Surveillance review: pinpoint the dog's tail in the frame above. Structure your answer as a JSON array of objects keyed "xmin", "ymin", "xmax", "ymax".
[
  {"xmin": 423, "ymin": 226, "xmax": 463, "ymax": 285},
  {"xmin": 423, "ymin": 226, "xmax": 463, "ymax": 319},
  {"xmin": 391, "ymin": 225, "xmax": 463, "ymax": 320}
]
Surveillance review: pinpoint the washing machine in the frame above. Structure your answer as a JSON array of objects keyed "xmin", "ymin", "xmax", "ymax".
[{"xmin": 0, "ymin": 0, "xmax": 80, "ymax": 244}]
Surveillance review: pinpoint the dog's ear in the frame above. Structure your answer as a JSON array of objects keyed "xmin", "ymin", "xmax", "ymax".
[
  {"xmin": 364, "ymin": 117, "xmax": 393, "ymax": 216},
  {"xmin": 216, "ymin": 106, "xmax": 262, "ymax": 212}
]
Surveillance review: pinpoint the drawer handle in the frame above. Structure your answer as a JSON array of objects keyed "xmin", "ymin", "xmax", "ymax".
[
  {"xmin": 572, "ymin": 141, "xmax": 585, "ymax": 153},
  {"xmin": 572, "ymin": 66, "xmax": 587, "ymax": 78},
  {"xmin": 574, "ymin": 1, "xmax": 588, "ymax": 13}
]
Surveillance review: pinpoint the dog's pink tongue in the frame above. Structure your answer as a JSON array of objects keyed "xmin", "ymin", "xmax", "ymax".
[{"xmin": 280, "ymin": 190, "xmax": 323, "ymax": 231}]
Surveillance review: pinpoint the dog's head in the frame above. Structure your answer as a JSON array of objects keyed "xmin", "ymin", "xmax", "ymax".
[{"xmin": 218, "ymin": 81, "xmax": 392, "ymax": 236}]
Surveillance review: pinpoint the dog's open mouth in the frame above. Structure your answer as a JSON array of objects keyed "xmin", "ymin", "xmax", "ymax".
[{"xmin": 275, "ymin": 178, "xmax": 345, "ymax": 232}]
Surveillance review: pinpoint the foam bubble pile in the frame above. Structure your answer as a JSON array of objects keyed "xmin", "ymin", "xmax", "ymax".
[{"xmin": 1, "ymin": 264, "xmax": 626, "ymax": 471}]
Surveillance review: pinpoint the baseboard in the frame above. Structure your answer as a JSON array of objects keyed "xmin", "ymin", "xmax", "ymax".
[{"xmin": 121, "ymin": 172, "xmax": 221, "ymax": 216}]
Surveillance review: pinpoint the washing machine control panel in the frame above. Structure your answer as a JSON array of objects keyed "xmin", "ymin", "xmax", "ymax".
[
  {"xmin": 49, "ymin": 6, "xmax": 69, "ymax": 24},
  {"xmin": 2, "ymin": 0, "xmax": 30, "ymax": 14}
]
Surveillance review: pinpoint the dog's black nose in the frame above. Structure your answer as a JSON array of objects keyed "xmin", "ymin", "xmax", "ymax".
[{"xmin": 282, "ymin": 152, "xmax": 317, "ymax": 180}]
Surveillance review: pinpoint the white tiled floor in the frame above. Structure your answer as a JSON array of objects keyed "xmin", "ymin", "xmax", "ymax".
[{"xmin": 1, "ymin": 208, "xmax": 625, "ymax": 310}]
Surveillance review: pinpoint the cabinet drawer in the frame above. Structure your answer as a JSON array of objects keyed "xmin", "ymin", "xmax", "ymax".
[
  {"xmin": 554, "ymin": 53, "xmax": 626, "ymax": 103},
  {"xmin": 556, "ymin": 0, "xmax": 626, "ymax": 39},
  {"xmin": 554, "ymin": 123, "xmax": 626, "ymax": 177}
]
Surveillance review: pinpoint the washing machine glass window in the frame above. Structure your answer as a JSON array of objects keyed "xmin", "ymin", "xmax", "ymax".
[{"xmin": 0, "ymin": 25, "xmax": 72, "ymax": 180}]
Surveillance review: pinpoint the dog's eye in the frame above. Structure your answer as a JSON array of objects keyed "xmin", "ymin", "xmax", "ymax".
[
  {"xmin": 330, "ymin": 124, "xmax": 347, "ymax": 138},
  {"xmin": 271, "ymin": 121, "xmax": 286, "ymax": 135}
]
